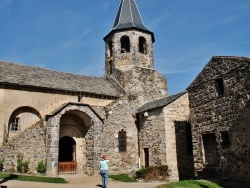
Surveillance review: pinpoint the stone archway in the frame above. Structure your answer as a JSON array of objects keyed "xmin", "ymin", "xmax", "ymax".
[
  {"xmin": 45, "ymin": 103, "xmax": 103, "ymax": 177},
  {"xmin": 59, "ymin": 112, "xmax": 87, "ymax": 174}
]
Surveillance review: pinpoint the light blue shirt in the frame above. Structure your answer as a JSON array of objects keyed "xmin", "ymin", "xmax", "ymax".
[{"xmin": 99, "ymin": 160, "xmax": 110, "ymax": 170}]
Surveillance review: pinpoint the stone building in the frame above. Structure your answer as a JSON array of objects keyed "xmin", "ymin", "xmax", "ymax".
[
  {"xmin": 0, "ymin": 0, "xmax": 171, "ymax": 178},
  {"xmin": 186, "ymin": 56, "xmax": 250, "ymax": 182},
  {"xmin": 0, "ymin": 0, "xmax": 249, "ymax": 184},
  {"xmin": 135, "ymin": 91, "xmax": 192, "ymax": 181}
]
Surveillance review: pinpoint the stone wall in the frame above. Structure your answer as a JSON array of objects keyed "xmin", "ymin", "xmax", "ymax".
[
  {"xmin": 105, "ymin": 30, "xmax": 154, "ymax": 70},
  {"xmin": 175, "ymin": 121, "xmax": 194, "ymax": 180},
  {"xmin": 163, "ymin": 93, "xmax": 190, "ymax": 181},
  {"xmin": 187, "ymin": 56, "xmax": 250, "ymax": 179},
  {"xmin": 112, "ymin": 67, "xmax": 167, "ymax": 103},
  {"xmin": 0, "ymin": 120, "xmax": 46, "ymax": 173},
  {"xmin": 139, "ymin": 108, "xmax": 167, "ymax": 166},
  {"xmin": 138, "ymin": 93, "xmax": 190, "ymax": 182},
  {"xmin": 104, "ymin": 29, "xmax": 167, "ymax": 102},
  {"xmin": 100, "ymin": 96, "xmax": 139, "ymax": 174},
  {"xmin": 0, "ymin": 89, "xmax": 77, "ymax": 145},
  {"xmin": 222, "ymin": 100, "xmax": 250, "ymax": 183}
]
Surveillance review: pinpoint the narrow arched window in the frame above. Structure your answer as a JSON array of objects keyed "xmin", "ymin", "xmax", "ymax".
[
  {"xmin": 139, "ymin": 37, "xmax": 147, "ymax": 54},
  {"xmin": 108, "ymin": 41, "xmax": 113, "ymax": 57},
  {"xmin": 118, "ymin": 129, "xmax": 127, "ymax": 152},
  {"xmin": 109, "ymin": 60, "xmax": 113, "ymax": 75},
  {"xmin": 120, "ymin": 36, "xmax": 130, "ymax": 53}
]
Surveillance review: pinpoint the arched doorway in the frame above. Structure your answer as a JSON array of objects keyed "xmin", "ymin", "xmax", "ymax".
[
  {"xmin": 45, "ymin": 104, "xmax": 103, "ymax": 177},
  {"xmin": 58, "ymin": 136, "xmax": 77, "ymax": 174},
  {"xmin": 58, "ymin": 110, "xmax": 92, "ymax": 174},
  {"xmin": 59, "ymin": 136, "xmax": 76, "ymax": 161}
]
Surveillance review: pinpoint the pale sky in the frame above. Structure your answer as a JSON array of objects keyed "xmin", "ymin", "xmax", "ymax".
[{"xmin": 0, "ymin": 0, "xmax": 250, "ymax": 95}]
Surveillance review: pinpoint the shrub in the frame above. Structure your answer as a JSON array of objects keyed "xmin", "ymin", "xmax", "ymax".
[
  {"xmin": 109, "ymin": 173, "xmax": 136, "ymax": 182},
  {"xmin": 135, "ymin": 168, "xmax": 147, "ymax": 179},
  {"xmin": 36, "ymin": 159, "xmax": 47, "ymax": 174},
  {"xmin": 17, "ymin": 154, "xmax": 23, "ymax": 173},
  {"xmin": 135, "ymin": 165, "xmax": 169, "ymax": 182},
  {"xmin": 17, "ymin": 153, "xmax": 30, "ymax": 173},
  {"xmin": 22, "ymin": 160, "xmax": 30, "ymax": 173}
]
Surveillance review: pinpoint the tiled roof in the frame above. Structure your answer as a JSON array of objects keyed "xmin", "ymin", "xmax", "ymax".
[
  {"xmin": 113, "ymin": 0, "xmax": 150, "ymax": 32},
  {"xmin": 104, "ymin": 0, "xmax": 155, "ymax": 42},
  {"xmin": 187, "ymin": 56, "xmax": 250, "ymax": 90},
  {"xmin": 0, "ymin": 60, "xmax": 120, "ymax": 97},
  {"xmin": 136, "ymin": 91, "xmax": 187, "ymax": 113}
]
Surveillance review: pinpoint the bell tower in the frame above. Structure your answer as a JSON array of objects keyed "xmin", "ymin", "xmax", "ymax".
[
  {"xmin": 104, "ymin": 0, "xmax": 167, "ymax": 100},
  {"xmin": 104, "ymin": 0, "xmax": 155, "ymax": 74}
]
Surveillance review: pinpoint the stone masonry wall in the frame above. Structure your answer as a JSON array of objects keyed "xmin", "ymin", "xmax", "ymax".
[
  {"xmin": 163, "ymin": 93, "xmax": 190, "ymax": 181},
  {"xmin": 0, "ymin": 89, "xmax": 77, "ymax": 146},
  {"xmin": 112, "ymin": 66, "xmax": 167, "ymax": 104},
  {"xmin": 107, "ymin": 30, "xmax": 154, "ymax": 70},
  {"xmin": 100, "ymin": 96, "xmax": 139, "ymax": 174},
  {"xmin": 222, "ymin": 99, "xmax": 250, "ymax": 183},
  {"xmin": 0, "ymin": 120, "xmax": 46, "ymax": 173},
  {"xmin": 138, "ymin": 93, "xmax": 190, "ymax": 182},
  {"xmin": 187, "ymin": 57, "xmax": 250, "ymax": 178},
  {"xmin": 139, "ymin": 108, "xmax": 167, "ymax": 166}
]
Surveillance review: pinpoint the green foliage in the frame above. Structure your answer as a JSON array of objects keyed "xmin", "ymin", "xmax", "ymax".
[
  {"xmin": 157, "ymin": 180, "xmax": 222, "ymax": 188},
  {"xmin": 0, "ymin": 173, "xmax": 67, "ymax": 183},
  {"xmin": 16, "ymin": 154, "xmax": 30, "ymax": 173},
  {"xmin": 135, "ymin": 168, "xmax": 147, "ymax": 179},
  {"xmin": 17, "ymin": 154, "xmax": 23, "ymax": 173},
  {"xmin": 36, "ymin": 159, "xmax": 47, "ymax": 174},
  {"xmin": 22, "ymin": 160, "xmax": 30, "ymax": 173},
  {"xmin": 135, "ymin": 165, "xmax": 169, "ymax": 182},
  {"xmin": 0, "ymin": 158, "xmax": 4, "ymax": 172},
  {"xmin": 109, "ymin": 173, "xmax": 137, "ymax": 182}
]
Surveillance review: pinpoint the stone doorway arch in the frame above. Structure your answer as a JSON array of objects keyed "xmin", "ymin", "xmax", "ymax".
[
  {"xmin": 59, "ymin": 111, "xmax": 88, "ymax": 174},
  {"xmin": 45, "ymin": 103, "xmax": 103, "ymax": 177}
]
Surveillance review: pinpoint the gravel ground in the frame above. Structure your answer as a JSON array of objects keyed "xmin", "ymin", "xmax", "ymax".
[{"xmin": 0, "ymin": 174, "xmax": 165, "ymax": 188}]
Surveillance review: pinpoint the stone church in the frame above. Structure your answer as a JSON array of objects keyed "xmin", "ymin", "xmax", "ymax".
[{"xmin": 0, "ymin": 0, "xmax": 249, "ymax": 184}]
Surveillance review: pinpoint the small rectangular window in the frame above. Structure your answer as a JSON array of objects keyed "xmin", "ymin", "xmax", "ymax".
[
  {"xmin": 215, "ymin": 77, "xmax": 224, "ymax": 96},
  {"xmin": 220, "ymin": 131, "xmax": 230, "ymax": 148},
  {"xmin": 10, "ymin": 117, "xmax": 20, "ymax": 132},
  {"xmin": 118, "ymin": 130, "xmax": 127, "ymax": 152}
]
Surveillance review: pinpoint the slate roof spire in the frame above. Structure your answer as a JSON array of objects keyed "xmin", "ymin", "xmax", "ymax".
[{"xmin": 104, "ymin": 0, "xmax": 155, "ymax": 42}]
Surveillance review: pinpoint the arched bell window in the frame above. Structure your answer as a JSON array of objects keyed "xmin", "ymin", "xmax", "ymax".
[
  {"xmin": 120, "ymin": 36, "xmax": 130, "ymax": 53},
  {"xmin": 108, "ymin": 41, "xmax": 113, "ymax": 57},
  {"xmin": 139, "ymin": 36, "xmax": 147, "ymax": 54},
  {"xmin": 109, "ymin": 60, "xmax": 113, "ymax": 75}
]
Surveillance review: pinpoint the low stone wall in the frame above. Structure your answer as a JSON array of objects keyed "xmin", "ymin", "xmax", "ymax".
[{"xmin": 0, "ymin": 120, "xmax": 46, "ymax": 173}]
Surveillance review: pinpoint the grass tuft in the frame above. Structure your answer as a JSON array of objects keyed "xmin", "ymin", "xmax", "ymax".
[
  {"xmin": 157, "ymin": 179, "xmax": 222, "ymax": 188},
  {"xmin": 0, "ymin": 173, "xmax": 67, "ymax": 183},
  {"xmin": 109, "ymin": 173, "xmax": 137, "ymax": 182}
]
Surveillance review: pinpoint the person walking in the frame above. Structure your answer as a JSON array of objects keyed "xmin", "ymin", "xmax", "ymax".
[{"xmin": 99, "ymin": 155, "xmax": 110, "ymax": 188}]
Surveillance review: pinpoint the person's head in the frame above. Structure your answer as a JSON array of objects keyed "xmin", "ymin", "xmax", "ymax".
[{"xmin": 101, "ymin": 155, "xmax": 107, "ymax": 160}]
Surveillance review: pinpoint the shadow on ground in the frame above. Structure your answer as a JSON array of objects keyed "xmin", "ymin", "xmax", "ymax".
[{"xmin": 0, "ymin": 173, "xmax": 17, "ymax": 187}]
